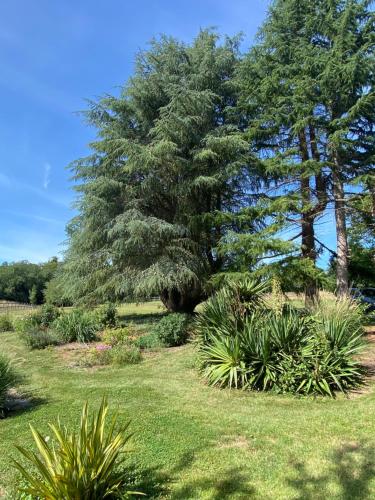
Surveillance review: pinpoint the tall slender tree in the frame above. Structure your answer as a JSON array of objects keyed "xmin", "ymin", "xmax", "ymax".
[
  {"xmin": 238, "ymin": 0, "xmax": 329, "ymax": 304},
  {"xmin": 239, "ymin": 0, "xmax": 374, "ymax": 299}
]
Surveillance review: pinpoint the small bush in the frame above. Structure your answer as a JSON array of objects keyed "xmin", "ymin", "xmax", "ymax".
[
  {"xmin": 152, "ymin": 313, "xmax": 191, "ymax": 347},
  {"xmin": 0, "ymin": 355, "xmax": 19, "ymax": 415},
  {"xmin": 0, "ymin": 314, "xmax": 14, "ymax": 332},
  {"xmin": 110, "ymin": 344, "xmax": 142, "ymax": 366},
  {"xmin": 12, "ymin": 315, "xmax": 40, "ymax": 334},
  {"xmin": 82, "ymin": 344, "xmax": 142, "ymax": 367},
  {"xmin": 36, "ymin": 304, "xmax": 61, "ymax": 328},
  {"xmin": 20, "ymin": 329, "xmax": 62, "ymax": 350},
  {"xmin": 14, "ymin": 397, "xmax": 141, "ymax": 498},
  {"xmin": 101, "ymin": 325, "xmax": 141, "ymax": 346},
  {"xmin": 95, "ymin": 303, "xmax": 118, "ymax": 328},
  {"xmin": 135, "ymin": 332, "xmax": 163, "ymax": 350},
  {"xmin": 52, "ymin": 309, "xmax": 98, "ymax": 343}
]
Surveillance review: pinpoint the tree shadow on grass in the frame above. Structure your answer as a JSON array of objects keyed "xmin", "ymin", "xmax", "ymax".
[
  {"xmin": 170, "ymin": 466, "xmax": 256, "ymax": 499},
  {"xmin": 2, "ymin": 390, "xmax": 46, "ymax": 418},
  {"xmin": 125, "ymin": 450, "xmax": 256, "ymax": 499},
  {"xmin": 118, "ymin": 312, "xmax": 167, "ymax": 328},
  {"xmin": 287, "ymin": 442, "xmax": 375, "ymax": 499}
]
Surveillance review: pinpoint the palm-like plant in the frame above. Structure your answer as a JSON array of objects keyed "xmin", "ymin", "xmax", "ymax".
[
  {"xmin": 195, "ymin": 282, "xmax": 367, "ymax": 396},
  {"xmin": 14, "ymin": 397, "xmax": 142, "ymax": 499}
]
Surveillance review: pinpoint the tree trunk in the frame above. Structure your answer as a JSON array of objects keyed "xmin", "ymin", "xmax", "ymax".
[
  {"xmin": 160, "ymin": 286, "xmax": 203, "ymax": 313},
  {"xmin": 332, "ymin": 166, "xmax": 349, "ymax": 296}
]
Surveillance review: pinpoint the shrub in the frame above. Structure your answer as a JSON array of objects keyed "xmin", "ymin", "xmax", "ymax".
[
  {"xmin": 110, "ymin": 345, "xmax": 142, "ymax": 366},
  {"xmin": 82, "ymin": 344, "xmax": 142, "ymax": 367},
  {"xmin": 135, "ymin": 332, "xmax": 163, "ymax": 350},
  {"xmin": 152, "ymin": 313, "xmax": 191, "ymax": 347},
  {"xmin": 14, "ymin": 397, "xmax": 141, "ymax": 498},
  {"xmin": 102, "ymin": 325, "xmax": 141, "ymax": 346},
  {"xmin": 20, "ymin": 329, "xmax": 62, "ymax": 350},
  {"xmin": 52, "ymin": 309, "xmax": 98, "ymax": 343},
  {"xmin": 0, "ymin": 355, "xmax": 19, "ymax": 415},
  {"xmin": 196, "ymin": 285, "xmax": 366, "ymax": 396},
  {"xmin": 95, "ymin": 302, "xmax": 118, "ymax": 328},
  {"xmin": 0, "ymin": 314, "xmax": 13, "ymax": 332},
  {"xmin": 36, "ymin": 304, "xmax": 61, "ymax": 328},
  {"xmin": 12, "ymin": 305, "xmax": 60, "ymax": 334},
  {"xmin": 12, "ymin": 315, "xmax": 40, "ymax": 334}
]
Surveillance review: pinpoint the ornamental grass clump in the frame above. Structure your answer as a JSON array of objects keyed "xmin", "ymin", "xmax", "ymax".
[
  {"xmin": 195, "ymin": 279, "xmax": 366, "ymax": 397},
  {"xmin": 0, "ymin": 355, "xmax": 20, "ymax": 416},
  {"xmin": 14, "ymin": 397, "xmax": 142, "ymax": 499},
  {"xmin": 52, "ymin": 309, "xmax": 98, "ymax": 343}
]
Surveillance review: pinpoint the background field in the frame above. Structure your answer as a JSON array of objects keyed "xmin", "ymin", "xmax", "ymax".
[{"xmin": 1, "ymin": 302, "xmax": 375, "ymax": 499}]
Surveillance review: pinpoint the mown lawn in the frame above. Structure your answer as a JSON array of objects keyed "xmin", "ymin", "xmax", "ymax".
[{"xmin": 1, "ymin": 302, "xmax": 375, "ymax": 499}]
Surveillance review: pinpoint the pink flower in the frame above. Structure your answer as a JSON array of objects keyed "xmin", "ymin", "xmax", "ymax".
[{"xmin": 96, "ymin": 344, "xmax": 112, "ymax": 351}]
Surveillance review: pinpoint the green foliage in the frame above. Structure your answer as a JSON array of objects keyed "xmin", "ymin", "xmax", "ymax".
[
  {"xmin": 236, "ymin": 0, "xmax": 375, "ymax": 297},
  {"xmin": 0, "ymin": 355, "xmax": 19, "ymax": 415},
  {"xmin": 152, "ymin": 313, "xmax": 191, "ymax": 347},
  {"xmin": 44, "ymin": 275, "xmax": 73, "ymax": 307},
  {"xmin": 0, "ymin": 258, "xmax": 59, "ymax": 304},
  {"xmin": 52, "ymin": 309, "xmax": 98, "ymax": 343},
  {"xmin": 101, "ymin": 325, "xmax": 140, "ymax": 347},
  {"xmin": 108, "ymin": 345, "xmax": 142, "ymax": 366},
  {"xmin": 135, "ymin": 332, "xmax": 163, "ymax": 350},
  {"xmin": 95, "ymin": 303, "xmax": 118, "ymax": 328},
  {"xmin": 81, "ymin": 344, "xmax": 142, "ymax": 368},
  {"xmin": 196, "ymin": 285, "xmax": 366, "ymax": 396},
  {"xmin": 35, "ymin": 304, "xmax": 61, "ymax": 328},
  {"xmin": 12, "ymin": 305, "xmax": 61, "ymax": 336},
  {"xmin": 28, "ymin": 285, "xmax": 39, "ymax": 305},
  {"xmin": 60, "ymin": 30, "xmax": 267, "ymax": 311},
  {"xmin": 12, "ymin": 315, "xmax": 41, "ymax": 334},
  {"xmin": 0, "ymin": 314, "xmax": 14, "ymax": 333},
  {"xmin": 14, "ymin": 397, "xmax": 141, "ymax": 499},
  {"xmin": 20, "ymin": 329, "xmax": 62, "ymax": 350}
]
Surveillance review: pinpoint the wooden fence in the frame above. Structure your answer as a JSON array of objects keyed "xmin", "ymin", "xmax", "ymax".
[{"xmin": 0, "ymin": 301, "xmax": 39, "ymax": 314}]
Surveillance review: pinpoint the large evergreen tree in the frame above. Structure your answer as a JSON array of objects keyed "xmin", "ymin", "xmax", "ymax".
[
  {"xmin": 62, "ymin": 31, "xmax": 259, "ymax": 311},
  {"xmin": 239, "ymin": 0, "xmax": 374, "ymax": 299}
]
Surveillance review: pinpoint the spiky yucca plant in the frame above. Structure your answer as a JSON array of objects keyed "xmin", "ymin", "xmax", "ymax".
[
  {"xmin": 196, "ymin": 284, "xmax": 366, "ymax": 396},
  {"xmin": 14, "ymin": 397, "xmax": 142, "ymax": 499}
]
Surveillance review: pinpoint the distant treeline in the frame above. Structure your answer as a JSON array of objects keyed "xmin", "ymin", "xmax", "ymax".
[{"xmin": 0, "ymin": 258, "xmax": 66, "ymax": 305}]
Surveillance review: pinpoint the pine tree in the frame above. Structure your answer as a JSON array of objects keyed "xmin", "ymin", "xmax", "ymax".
[
  {"xmin": 238, "ymin": 0, "xmax": 374, "ymax": 299},
  {"xmin": 62, "ymin": 31, "xmax": 259, "ymax": 311},
  {"xmin": 238, "ymin": 0, "xmax": 329, "ymax": 304}
]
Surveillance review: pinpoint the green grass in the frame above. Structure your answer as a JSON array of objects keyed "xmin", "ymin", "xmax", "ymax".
[{"xmin": 1, "ymin": 302, "xmax": 375, "ymax": 499}]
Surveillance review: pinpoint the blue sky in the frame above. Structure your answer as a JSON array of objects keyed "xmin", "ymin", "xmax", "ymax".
[{"xmin": 0, "ymin": 0, "xmax": 335, "ymax": 265}]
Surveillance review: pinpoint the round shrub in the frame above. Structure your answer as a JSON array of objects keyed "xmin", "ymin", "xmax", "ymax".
[{"xmin": 152, "ymin": 313, "xmax": 191, "ymax": 347}]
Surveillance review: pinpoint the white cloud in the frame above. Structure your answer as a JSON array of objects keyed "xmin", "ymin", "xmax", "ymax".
[
  {"xmin": 43, "ymin": 162, "xmax": 51, "ymax": 189},
  {"xmin": 0, "ymin": 171, "xmax": 71, "ymax": 208},
  {"xmin": 0, "ymin": 172, "xmax": 11, "ymax": 187}
]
